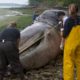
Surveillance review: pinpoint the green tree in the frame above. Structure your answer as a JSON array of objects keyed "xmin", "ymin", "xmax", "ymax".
[
  {"xmin": 29, "ymin": 0, "xmax": 63, "ymax": 7},
  {"xmin": 29, "ymin": 0, "xmax": 43, "ymax": 6},
  {"xmin": 29, "ymin": 0, "xmax": 80, "ymax": 8},
  {"xmin": 63, "ymin": 0, "xmax": 80, "ymax": 8}
]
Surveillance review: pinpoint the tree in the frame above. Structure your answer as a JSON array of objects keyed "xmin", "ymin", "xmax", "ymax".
[
  {"xmin": 29, "ymin": 0, "xmax": 63, "ymax": 7},
  {"xmin": 63, "ymin": 0, "xmax": 80, "ymax": 8},
  {"xmin": 29, "ymin": 0, "xmax": 80, "ymax": 8},
  {"xmin": 29, "ymin": 0, "xmax": 43, "ymax": 6}
]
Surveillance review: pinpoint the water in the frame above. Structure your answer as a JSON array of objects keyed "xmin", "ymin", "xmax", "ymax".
[
  {"xmin": 0, "ymin": 5, "xmax": 25, "ymax": 8},
  {"xmin": 0, "ymin": 3, "xmax": 27, "ymax": 8}
]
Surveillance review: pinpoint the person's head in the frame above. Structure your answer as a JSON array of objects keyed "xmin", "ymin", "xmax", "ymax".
[
  {"xmin": 57, "ymin": 11, "xmax": 65, "ymax": 21},
  {"xmin": 8, "ymin": 21, "xmax": 17, "ymax": 28},
  {"xmin": 68, "ymin": 3, "xmax": 78, "ymax": 16}
]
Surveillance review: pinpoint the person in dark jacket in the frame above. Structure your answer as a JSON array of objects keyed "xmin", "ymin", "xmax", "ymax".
[{"xmin": 0, "ymin": 22, "xmax": 27, "ymax": 80}]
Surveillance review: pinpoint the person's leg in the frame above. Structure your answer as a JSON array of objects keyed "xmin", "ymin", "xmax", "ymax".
[
  {"xmin": 5, "ymin": 42, "xmax": 26, "ymax": 80},
  {"xmin": 75, "ymin": 45, "xmax": 80, "ymax": 80},
  {"xmin": 63, "ymin": 47, "xmax": 75, "ymax": 80},
  {"xmin": 63, "ymin": 25, "xmax": 80, "ymax": 80},
  {"xmin": 0, "ymin": 50, "xmax": 7, "ymax": 80}
]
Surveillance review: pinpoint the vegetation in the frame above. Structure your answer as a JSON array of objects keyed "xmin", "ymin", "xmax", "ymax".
[
  {"xmin": 29, "ymin": 0, "xmax": 80, "ymax": 8},
  {"xmin": 0, "ymin": 0, "xmax": 80, "ymax": 31},
  {"xmin": 0, "ymin": 16, "xmax": 32, "ymax": 31},
  {"xmin": 0, "ymin": 16, "xmax": 19, "ymax": 31},
  {"xmin": 11, "ymin": 8, "xmax": 33, "ymax": 14},
  {"xmin": 17, "ymin": 15, "xmax": 32, "ymax": 30},
  {"xmin": 63, "ymin": 0, "xmax": 80, "ymax": 7},
  {"xmin": 0, "ymin": 8, "xmax": 33, "ymax": 31}
]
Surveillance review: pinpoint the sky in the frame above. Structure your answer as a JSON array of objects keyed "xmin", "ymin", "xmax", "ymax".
[{"xmin": 0, "ymin": 0, "xmax": 29, "ymax": 5}]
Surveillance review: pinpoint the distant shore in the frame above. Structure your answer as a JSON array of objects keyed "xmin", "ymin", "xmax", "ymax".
[{"xmin": 0, "ymin": 3, "xmax": 27, "ymax": 8}]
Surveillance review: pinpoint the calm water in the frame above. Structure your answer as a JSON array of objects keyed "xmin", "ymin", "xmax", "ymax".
[{"xmin": 0, "ymin": 5, "xmax": 24, "ymax": 8}]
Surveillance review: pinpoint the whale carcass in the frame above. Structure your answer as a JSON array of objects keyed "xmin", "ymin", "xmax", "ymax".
[{"xmin": 19, "ymin": 9, "xmax": 65, "ymax": 70}]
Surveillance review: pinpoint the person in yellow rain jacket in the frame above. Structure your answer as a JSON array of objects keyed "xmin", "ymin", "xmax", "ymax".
[{"xmin": 63, "ymin": 3, "xmax": 80, "ymax": 80}]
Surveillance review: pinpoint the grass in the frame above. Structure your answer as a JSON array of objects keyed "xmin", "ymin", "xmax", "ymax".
[
  {"xmin": 17, "ymin": 15, "xmax": 32, "ymax": 30},
  {"xmin": 0, "ymin": 16, "xmax": 19, "ymax": 31},
  {"xmin": 0, "ymin": 8, "xmax": 33, "ymax": 31},
  {"xmin": 0, "ymin": 8, "xmax": 45, "ymax": 31},
  {"xmin": 11, "ymin": 8, "xmax": 33, "ymax": 14},
  {"xmin": 0, "ymin": 16, "xmax": 32, "ymax": 31}
]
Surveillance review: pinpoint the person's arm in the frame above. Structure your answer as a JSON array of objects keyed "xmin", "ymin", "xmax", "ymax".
[
  {"xmin": 60, "ymin": 28, "xmax": 64, "ymax": 37},
  {"xmin": 63, "ymin": 20, "xmax": 69, "ymax": 38},
  {"xmin": 16, "ymin": 38, "xmax": 20, "ymax": 48},
  {"xmin": 61, "ymin": 18, "xmax": 69, "ymax": 48},
  {"xmin": 16, "ymin": 29, "xmax": 20, "ymax": 48}
]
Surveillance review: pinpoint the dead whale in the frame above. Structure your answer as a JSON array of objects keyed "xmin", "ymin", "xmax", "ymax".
[{"xmin": 19, "ymin": 9, "xmax": 65, "ymax": 69}]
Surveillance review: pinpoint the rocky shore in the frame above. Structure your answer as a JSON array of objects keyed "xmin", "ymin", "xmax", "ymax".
[
  {"xmin": 26, "ymin": 54, "xmax": 63, "ymax": 80},
  {"xmin": 4, "ymin": 54, "xmax": 63, "ymax": 80}
]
